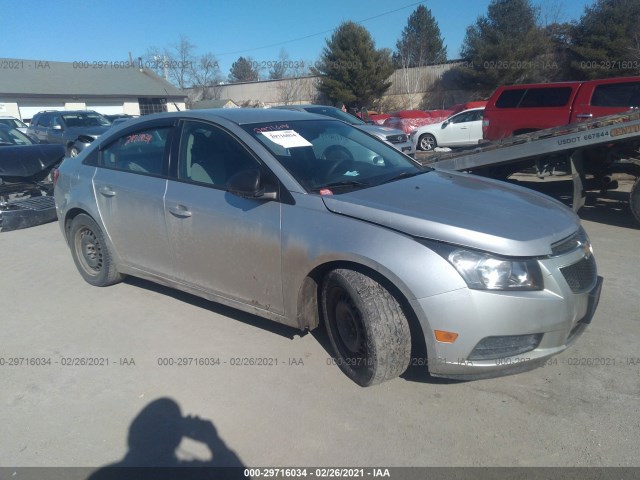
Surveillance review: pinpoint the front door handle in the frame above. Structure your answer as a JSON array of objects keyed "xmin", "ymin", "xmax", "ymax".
[
  {"xmin": 576, "ymin": 113, "xmax": 593, "ymax": 119},
  {"xmin": 168, "ymin": 205, "xmax": 192, "ymax": 218},
  {"xmin": 98, "ymin": 186, "xmax": 116, "ymax": 197}
]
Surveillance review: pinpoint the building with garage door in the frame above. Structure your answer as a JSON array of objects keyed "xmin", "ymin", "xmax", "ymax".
[{"xmin": 0, "ymin": 58, "xmax": 186, "ymax": 122}]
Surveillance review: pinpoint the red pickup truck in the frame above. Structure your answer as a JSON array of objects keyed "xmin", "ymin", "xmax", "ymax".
[{"xmin": 483, "ymin": 76, "xmax": 640, "ymax": 140}]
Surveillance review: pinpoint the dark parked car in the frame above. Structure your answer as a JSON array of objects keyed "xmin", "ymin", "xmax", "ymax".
[
  {"xmin": 0, "ymin": 125, "xmax": 65, "ymax": 231},
  {"xmin": 55, "ymin": 109, "xmax": 601, "ymax": 386},
  {"xmin": 27, "ymin": 110, "xmax": 112, "ymax": 157}
]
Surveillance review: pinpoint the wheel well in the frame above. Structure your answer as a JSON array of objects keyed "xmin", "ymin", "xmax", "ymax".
[
  {"xmin": 296, "ymin": 261, "xmax": 427, "ymax": 361},
  {"xmin": 63, "ymin": 208, "xmax": 91, "ymax": 245}
]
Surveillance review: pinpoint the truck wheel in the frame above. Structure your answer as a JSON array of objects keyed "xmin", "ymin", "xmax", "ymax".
[
  {"xmin": 631, "ymin": 177, "xmax": 640, "ymax": 225},
  {"xmin": 69, "ymin": 214, "xmax": 124, "ymax": 286},
  {"xmin": 322, "ymin": 269, "xmax": 411, "ymax": 386},
  {"xmin": 418, "ymin": 134, "xmax": 437, "ymax": 151}
]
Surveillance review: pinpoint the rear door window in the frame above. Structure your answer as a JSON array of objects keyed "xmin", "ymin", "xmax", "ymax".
[{"xmin": 100, "ymin": 127, "xmax": 171, "ymax": 176}]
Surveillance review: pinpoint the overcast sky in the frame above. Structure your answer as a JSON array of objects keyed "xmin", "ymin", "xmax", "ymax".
[{"xmin": 1, "ymin": 0, "xmax": 594, "ymax": 76}]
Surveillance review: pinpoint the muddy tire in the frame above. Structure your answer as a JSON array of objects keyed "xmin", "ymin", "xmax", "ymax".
[
  {"xmin": 69, "ymin": 214, "xmax": 124, "ymax": 286},
  {"xmin": 631, "ymin": 177, "xmax": 640, "ymax": 225},
  {"xmin": 322, "ymin": 269, "xmax": 411, "ymax": 386},
  {"xmin": 418, "ymin": 134, "xmax": 436, "ymax": 151}
]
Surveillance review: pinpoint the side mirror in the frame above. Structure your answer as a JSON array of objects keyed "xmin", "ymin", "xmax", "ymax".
[
  {"xmin": 227, "ymin": 169, "xmax": 277, "ymax": 200},
  {"xmin": 441, "ymin": 121, "xmax": 449, "ymax": 129}
]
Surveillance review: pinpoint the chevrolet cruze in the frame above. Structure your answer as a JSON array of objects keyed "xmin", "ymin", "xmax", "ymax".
[{"xmin": 54, "ymin": 109, "xmax": 602, "ymax": 386}]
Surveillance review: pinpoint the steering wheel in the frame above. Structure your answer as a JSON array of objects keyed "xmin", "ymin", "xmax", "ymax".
[{"xmin": 322, "ymin": 145, "xmax": 354, "ymax": 179}]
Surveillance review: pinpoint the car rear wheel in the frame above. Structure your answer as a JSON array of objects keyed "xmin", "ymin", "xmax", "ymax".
[
  {"xmin": 418, "ymin": 134, "xmax": 436, "ymax": 151},
  {"xmin": 321, "ymin": 269, "xmax": 411, "ymax": 386},
  {"xmin": 69, "ymin": 214, "xmax": 124, "ymax": 286}
]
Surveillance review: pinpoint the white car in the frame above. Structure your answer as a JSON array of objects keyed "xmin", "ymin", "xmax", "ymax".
[
  {"xmin": 411, "ymin": 108, "xmax": 484, "ymax": 151},
  {"xmin": 0, "ymin": 115, "xmax": 29, "ymax": 135}
]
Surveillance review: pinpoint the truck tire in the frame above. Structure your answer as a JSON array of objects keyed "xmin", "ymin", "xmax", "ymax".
[
  {"xmin": 631, "ymin": 177, "xmax": 640, "ymax": 225},
  {"xmin": 321, "ymin": 269, "xmax": 411, "ymax": 386}
]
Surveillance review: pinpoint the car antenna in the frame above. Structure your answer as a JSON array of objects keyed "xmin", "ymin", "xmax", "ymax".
[{"xmin": 164, "ymin": 88, "xmax": 180, "ymax": 112}]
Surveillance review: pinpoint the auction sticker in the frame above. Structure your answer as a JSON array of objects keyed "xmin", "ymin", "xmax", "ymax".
[{"xmin": 261, "ymin": 130, "xmax": 312, "ymax": 148}]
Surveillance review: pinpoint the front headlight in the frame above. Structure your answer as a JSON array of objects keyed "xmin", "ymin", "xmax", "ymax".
[{"xmin": 447, "ymin": 249, "xmax": 543, "ymax": 290}]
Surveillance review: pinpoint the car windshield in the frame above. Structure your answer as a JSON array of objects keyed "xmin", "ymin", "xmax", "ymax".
[
  {"xmin": 0, "ymin": 127, "xmax": 34, "ymax": 146},
  {"xmin": 303, "ymin": 107, "xmax": 366, "ymax": 126},
  {"xmin": 0, "ymin": 118, "xmax": 27, "ymax": 129},
  {"xmin": 243, "ymin": 119, "xmax": 427, "ymax": 193},
  {"xmin": 61, "ymin": 113, "xmax": 111, "ymax": 127}
]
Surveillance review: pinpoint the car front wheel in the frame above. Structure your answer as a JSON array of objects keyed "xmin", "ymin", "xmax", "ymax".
[
  {"xmin": 69, "ymin": 214, "xmax": 124, "ymax": 286},
  {"xmin": 418, "ymin": 133, "xmax": 437, "ymax": 151},
  {"xmin": 322, "ymin": 269, "xmax": 411, "ymax": 386}
]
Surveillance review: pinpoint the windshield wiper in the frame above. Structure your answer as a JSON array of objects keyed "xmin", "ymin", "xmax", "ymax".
[
  {"xmin": 312, "ymin": 180, "xmax": 371, "ymax": 191},
  {"xmin": 380, "ymin": 170, "xmax": 429, "ymax": 185}
]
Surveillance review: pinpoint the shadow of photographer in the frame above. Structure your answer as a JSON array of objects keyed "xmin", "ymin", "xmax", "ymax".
[{"xmin": 88, "ymin": 397, "xmax": 246, "ymax": 479}]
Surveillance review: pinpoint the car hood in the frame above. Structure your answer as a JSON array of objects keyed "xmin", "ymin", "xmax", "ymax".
[
  {"xmin": 0, "ymin": 144, "xmax": 65, "ymax": 179},
  {"xmin": 357, "ymin": 124, "xmax": 407, "ymax": 139},
  {"xmin": 66, "ymin": 125, "xmax": 111, "ymax": 137},
  {"xmin": 321, "ymin": 170, "xmax": 579, "ymax": 257}
]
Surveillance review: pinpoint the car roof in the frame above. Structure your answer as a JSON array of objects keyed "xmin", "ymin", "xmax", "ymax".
[
  {"xmin": 272, "ymin": 104, "xmax": 337, "ymax": 110},
  {"xmin": 123, "ymin": 108, "xmax": 328, "ymax": 126}
]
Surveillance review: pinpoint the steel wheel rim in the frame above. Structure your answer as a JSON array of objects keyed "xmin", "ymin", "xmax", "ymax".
[
  {"xmin": 328, "ymin": 286, "xmax": 368, "ymax": 365},
  {"xmin": 75, "ymin": 227, "xmax": 103, "ymax": 276}
]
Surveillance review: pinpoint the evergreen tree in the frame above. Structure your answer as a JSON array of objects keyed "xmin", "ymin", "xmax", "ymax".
[
  {"xmin": 570, "ymin": 0, "xmax": 640, "ymax": 79},
  {"xmin": 393, "ymin": 5, "xmax": 447, "ymax": 67},
  {"xmin": 455, "ymin": 0, "xmax": 552, "ymax": 94},
  {"xmin": 228, "ymin": 57, "xmax": 259, "ymax": 83},
  {"xmin": 313, "ymin": 22, "xmax": 395, "ymax": 108}
]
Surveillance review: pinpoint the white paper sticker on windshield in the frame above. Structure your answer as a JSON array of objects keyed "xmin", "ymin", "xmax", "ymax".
[{"xmin": 261, "ymin": 130, "xmax": 312, "ymax": 148}]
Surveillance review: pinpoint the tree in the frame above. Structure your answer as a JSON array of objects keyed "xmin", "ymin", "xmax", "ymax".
[
  {"xmin": 393, "ymin": 5, "xmax": 447, "ymax": 68},
  {"xmin": 313, "ymin": 21, "xmax": 394, "ymax": 108},
  {"xmin": 144, "ymin": 35, "xmax": 222, "ymax": 97},
  {"xmin": 228, "ymin": 56, "xmax": 259, "ymax": 83},
  {"xmin": 191, "ymin": 53, "xmax": 223, "ymax": 101},
  {"xmin": 570, "ymin": 0, "xmax": 640, "ymax": 78},
  {"xmin": 269, "ymin": 49, "xmax": 291, "ymax": 80},
  {"xmin": 453, "ymin": 0, "xmax": 554, "ymax": 94}
]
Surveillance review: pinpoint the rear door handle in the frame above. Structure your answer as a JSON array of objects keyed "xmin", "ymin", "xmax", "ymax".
[
  {"xmin": 98, "ymin": 186, "xmax": 116, "ymax": 197},
  {"xmin": 168, "ymin": 205, "xmax": 192, "ymax": 218}
]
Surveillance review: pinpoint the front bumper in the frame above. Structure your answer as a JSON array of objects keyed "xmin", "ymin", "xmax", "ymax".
[
  {"xmin": 410, "ymin": 247, "xmax": 603, "ymax": 379},
  {"xmin": 0, "ymin": 195, "xmax": 57, "ymax": 232}
]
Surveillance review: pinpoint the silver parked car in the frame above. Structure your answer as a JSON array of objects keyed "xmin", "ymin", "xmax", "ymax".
[
  {"xmin": 54, "ymin": 109, "xmax": 602, "ymax": 386},
  {"xmin": 272, "ymin": 104, "xmax": 415, "ymax": 157}
]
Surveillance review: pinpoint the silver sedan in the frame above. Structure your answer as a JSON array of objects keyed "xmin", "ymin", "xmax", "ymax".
[{"xmin": 54, "ymin": 109, "xmax": 602, "ymax": 386}]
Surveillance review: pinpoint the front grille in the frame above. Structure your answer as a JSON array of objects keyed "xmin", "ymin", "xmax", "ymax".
[
  {"xmin": 386, "ymin": 134, "xmax": 408, "ymax": 144},
  {"xmin": 560, "ymin": 255, "xmax": 597, "ymax": 293}
]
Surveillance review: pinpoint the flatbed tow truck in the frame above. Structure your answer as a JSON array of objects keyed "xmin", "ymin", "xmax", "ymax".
[{"xmin": 421, "ymin": 109, "xmax": 640, "ymax": 224}]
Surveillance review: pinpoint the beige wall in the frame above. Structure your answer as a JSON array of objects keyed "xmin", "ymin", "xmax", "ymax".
[{"xmin": 191, "ymin": 63, "xmax": 461, "ymax": 110}]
